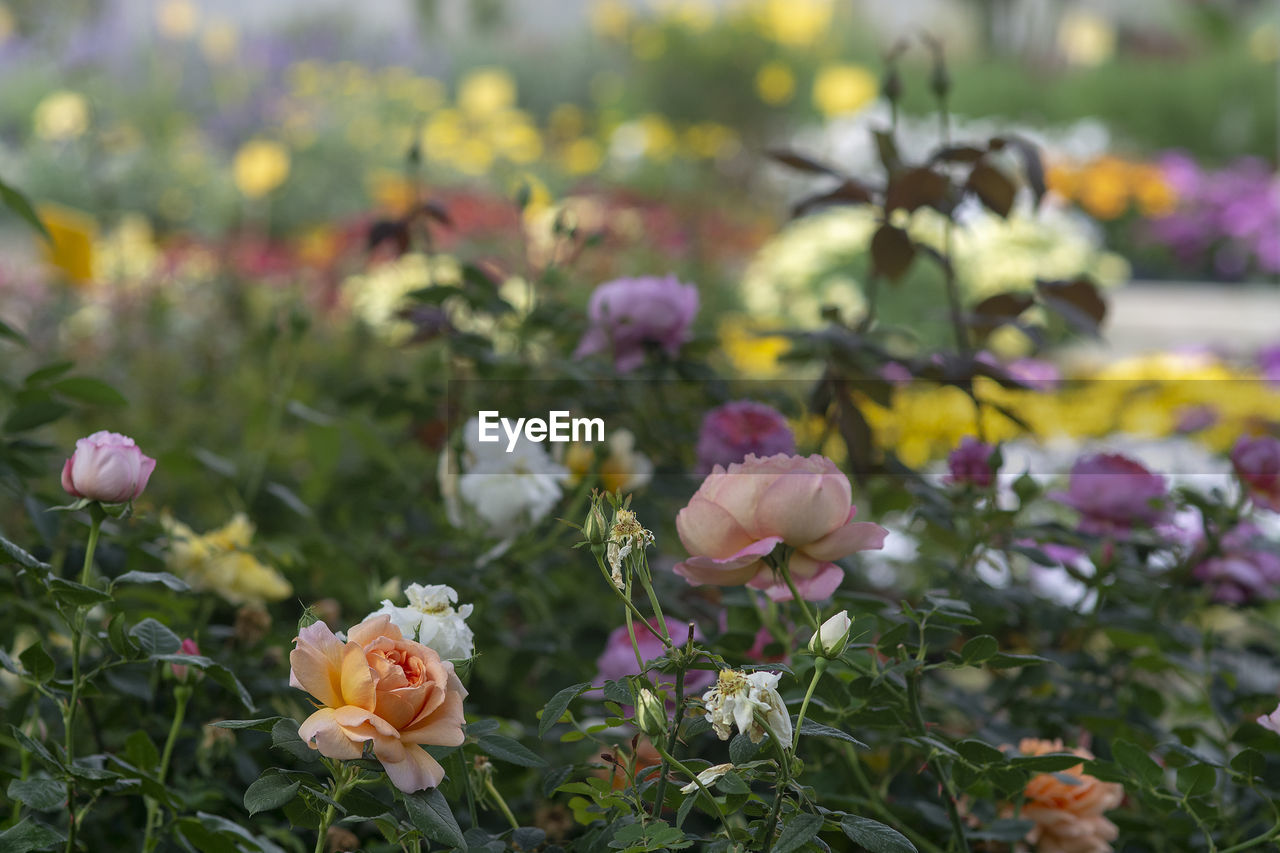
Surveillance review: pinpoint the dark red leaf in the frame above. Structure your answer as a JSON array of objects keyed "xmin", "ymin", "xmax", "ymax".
[{"xmin": 870, "ymin": 224, "xmax": 915, "ymax": 281}]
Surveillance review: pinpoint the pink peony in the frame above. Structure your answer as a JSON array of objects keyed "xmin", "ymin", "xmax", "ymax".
[
  {"xmin": 1192, "ymin": 523, "xmax": 1280, "ymax": 604},
  {"xmin": 696, "ymin": 401, "xmax": 796, "ymax": 474},
  {"xmin": 574, "ymin": 275, "xmax": 698, "ymax": 372},
  {"xmin": 1231, "ymin": 435, "xmax": 1280, "ymax": 512},
  {"xmin": 945, "ymin": 436, "xmax": 997, "ymax": 488},
  {"xmin": 674, "ymin": 453, "xmax": 887, "ymax": 601},
  {"xmin": 61, "ymin": 431, "xmax": 156, "ymax": 504},
  {"xmin": 1050, "ymin": 453, "xmax": 1168, "ymax": 536}
]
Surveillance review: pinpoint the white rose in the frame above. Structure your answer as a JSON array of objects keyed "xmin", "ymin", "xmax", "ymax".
[{"xmin": 372, "ymin": 583, "xmax": 475, "ymax": 660}]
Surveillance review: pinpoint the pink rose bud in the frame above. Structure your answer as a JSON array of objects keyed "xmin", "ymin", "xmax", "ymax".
[
  {"xmin": 61, "ymin": 431, "xmax": 157, "ymax": 504},
  {"xmin": 171, "ymin": 638, "xmax": 200, "ymax": 682},
  {"xmin": 1231, "ymin": 435, "xmax": 1280, "ymax": 512}
]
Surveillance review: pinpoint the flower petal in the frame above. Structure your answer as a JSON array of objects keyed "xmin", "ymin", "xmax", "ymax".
[
  {"xmin": 381, "ymin": 743, "xmax": 448, "ymax": 793},
  {"xmin": 340, "ymin": 641, "xmax": 377, "ymax": 711},
  {"xmin": 298, "ymin": 708, "xmax": 362, "ymax": 760},
  {"xmin": 802, "ymin": 512, "xmax": 888, "ymax": 561}
]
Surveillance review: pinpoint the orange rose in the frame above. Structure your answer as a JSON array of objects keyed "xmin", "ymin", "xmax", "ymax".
[
  {"xmin": 1018, "ymin": 738, "xmax": 1124, "ymax": 853},
  {"xmin": 289, "ymin": 615, "xmax": 467, "ymax": 792}
]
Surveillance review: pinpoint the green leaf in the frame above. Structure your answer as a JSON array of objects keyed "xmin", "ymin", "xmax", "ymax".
[
  {"xmin": 271, "ymin": 719, "xmax": 317, "ymax": 763},
  {"xmin": 18, "ymin": 644, "xmax": 54, "ymax": 683},
  {"xmin": 957, "ymin": 739, "xmax": 1006, "ymax": 766},
  {"xmin": 244, "ymin": 772, "xmax": 301, "ymax": 816},
  {"xmin": 987, "ymin": 653, "xmax": 1051, "ymax": 669},
  {"xmin": 0, "ymin": 317, "xmax": 27, "ymax": 345},
  {"xmin": 124, "ymin": 730, "xmax": 160, "ymax": 771},
  {"xmin": 6, "ymin": 778, "xmax": 65, "ymax": 812},
  {"xmin": 0, "ymin": 176, "xmax": 51, "ymax": 242},
  {"xmin": 129, "ymin": 618, "xmax": 182, "ymax": 656},
  {"xmin": 774, "ymin": 813, "xmax": 823, "ymax": 853},
  {"xmin": 23, "ymin": 362, "xmax": 74, "ymax": 386},
  {"xmin": 475, "ymin": 733, "xmax": 547, "ymax": 768},
  {"xmin": 797, "ymin": 719, "xmax": 868, "ymax": 749},
  {"xmin": 539, "ymin": 681, "xmax": 590, "ymax": 737},
  {"xmin": 403, "ymin": 788, "xmax": 465, "ymax": 849},
  {"xmin": 112, "ymin": 571, "xmax": 190, "ymax": 592},
  {"xmin": 729, "ymin": 733, "xmax": 761, "ymax": 765},
  {"xmin": 51, "ymin": 377, "xmax": 127, "ymax": 407},
  {"xmin": 210, "ymin": 717, "xmax": 284, "ymax": 732},
  {"xmin": 1112, "ymin": 739, "xmax": 1164, "ymax": 789},
  {"xmin": 1176, "ymin": 764, "xmax": 1216, "ymax": 798},
  {"xmin": 840, "ymin": 815, "xmax": 918, "ymax": 853},
  {"xmin": 3, "ymin": 400, "xmax": 71, "ymax": 433},
  {"xmin": 1230, "ymin": 748, "xmax": 1265, "ymax": 781},
  {"xmin": 960, "ymin": 635, "xmax": 998, "ymax": 665},
  {"xmin": 47, "ymin": 577, "xmax": 112, "ymax": 607},
  {"xmin": 0, "ymin": 535, "xmax": 51, "ymax": 572},
  {"xmin": 0, "ymin": 816, "xmax": 65, "ymax": 852}
]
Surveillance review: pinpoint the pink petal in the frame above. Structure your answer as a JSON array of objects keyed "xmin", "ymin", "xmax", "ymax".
[{"xmin": 802, "ymin": 512, "xmax": 888, "ymax": 561}]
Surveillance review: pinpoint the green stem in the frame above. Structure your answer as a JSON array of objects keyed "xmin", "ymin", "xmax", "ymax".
[
  {"xmin": 64, "ymin": 507, "xmax": 104, "ymax": 853},
  {"xmin": 840, "ymin": 743, "xmax": 945, "ymax": 853},
  {"xmin": 314, "ymin": 764, "xmax": 359, "ymax": 853},
  {"xmin": 1220, "ymin": 822, "xmax": 1280, "ymax": 853},
  {"xmin": 483, "ymin": 776, "xmax": 519, "ymax": 830},
  {"xmin": 142, "ymin": 683, "xmax": 192, "ymax": 851},
  {"xmin": 757, "ymin": 715, "xmax": 793, "ymax": 853},
  {"xmin": 775, "ymin": 560, "xmax": 821, "ymax": 633},
  {"xmin": 649, "ymin": 664, "xmax": 687, "ymax": 818},
  {"xmin": 906, "ymin": 672, "xmax": 970, "ymax": 853},
  {"xmin": 791, "ymin": 659, "xmax": 827, "ymax": 752}
]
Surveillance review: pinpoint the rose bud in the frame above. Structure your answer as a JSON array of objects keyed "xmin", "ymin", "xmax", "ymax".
[
  {"xmin": 170, "ymin": 638, "xmax": 201, "ymax": 683},
  {"xmin": 61, "ymin": 431, "xmax": 156, "ymax": 504},
  {"xmin": 808, "ymin": 610, "xmax": 852, "ymax": 658}
]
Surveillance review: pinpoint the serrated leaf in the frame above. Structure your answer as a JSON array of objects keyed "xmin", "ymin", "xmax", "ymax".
[
  {"xmin": 1112, "ymin": 739, "xmax": 1163, "ymax": 789},
  {"xmin": 774, "ymin": 813, "xmax": 823, "ymax": 853},
  {"xmin": 6, "ymin": 778, "xmax": 65, "ymax": 812},
  {"xmin": 129, "ymin": 618, "xmax": 181, "ymax": 656},
  {"xmin": 112, "ymin": 571, "xmax": 189, "ymax": 592},
  {"xmin": 244, "ymin": 772, "xmax": 301, "ymax": 816},
  {"xmin": 797, "ymin": 719, "xmax": 868, "ymax": 749},
  {"xmin": 840, "ymin": 815, "xmax": 918, "ymax": 853},
  {"xmin": 0, "ymin": 816, "xmax": 65, "ymax": 852},
  {"xmin": 956, "ymin": 739, "xmax": 1006, "ymax": 766},
  {"xmin": 1011, "ymin": 754, "xmax": 1083, "ymax": 773},
  {"xmin": 476, "ymin": 734, "xmax": 546, "ymax": 768},
  {"xmin": 960, "ymin": 635, "xmax": 998, "ymax": 665},
  {"xmin": 539, "ymin": 681, "xmax": 590, "ymax": 737},
  {"xmin": 209, "ymin": 717, "xmax": 284, "ymax": 732},
  {"xmin": 1176, "ymin": 763, "xmax": 1215, "ymax": 798},
  {"xmin": 403, "ymin": 788, "xmax": 465, "ymax": 848}
]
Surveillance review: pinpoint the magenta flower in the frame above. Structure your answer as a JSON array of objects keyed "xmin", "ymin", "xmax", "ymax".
[
  {"xmin": 696, "ymin": 401, "xmax": 796, "ymax": 474},
  {"xmin": 945, "ymin": 437, "xmax": 997, "ymax": 488},
  {"xmin": 61, "ymin": 431, "xmax": 157, "ymax": 504},
  {"xmin": 1192, "ymin": 524, "xmax": 1280, "ymax": 604},
  {"xmin": 1050, "ymin": 453, "xmax": 1168, "ymax": 536},
  {"xmin": 674, "ymin": 453, "xmax": 887, "ymax": 601},
  {"xmin": 1231, "ymin": 436, "xmax": 1280, "ymax": 512},
  {"xmin": 595, "ymin": 617, "xmax": 714, "ymax": 695},
  {"xmin": 575, "ymin": 275, "xmax": 699, "ymax": 372}
]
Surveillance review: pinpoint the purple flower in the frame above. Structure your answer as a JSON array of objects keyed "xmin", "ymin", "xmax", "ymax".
[
  {"xmin": 695, "ymin": 401, "xmax": 795, "ymax": 474},
  {"xmin": 1259, "ymin": 345, "xmax": 1280, "ymax": 386},
  {"xmin": 945, "ymin": 437, "xmax": 997, "ymax": 488},
  {"xmin": 1192, "ymin": 524, "xmax": 1280, "ymax": 604},
  {"xmin": 596, "ymin": 617, "xmax": 714, "ymax": 695},
  {"xmin": 1050, "ymin": 453, "xmax": 1169, "ymax": 536},
  {"xmin": 1232, "ymin": 435, "xmax": 1280, "ymax": 512},
  {"xmin": 575, "ymin": 276, "xmax": 698, "ymax": 372}
]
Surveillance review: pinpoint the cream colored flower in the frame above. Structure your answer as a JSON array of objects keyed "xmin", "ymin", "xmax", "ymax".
[
  {"xmin": 701, "ymin": 669, "xmax": 791, "ymax": 745},
  {"xmin": 606, "ymin": 508, "xmax": 655, "ymax": 588},
  {"xmin": 33, "ymin": 91, "xmax": 90, "ymax": 141}
]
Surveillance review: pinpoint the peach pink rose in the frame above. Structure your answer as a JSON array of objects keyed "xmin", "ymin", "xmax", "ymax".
[
  {"xmin": 673, "ymin": 453, "xmax": 887, "ymax": 601},
  {"xmin": 289, "ymin": 615, "xmax": 467, "ymax": 792},
  {"xmin": 1017, "ymin": 738, "xmax": 1124, "ymax": 853}
]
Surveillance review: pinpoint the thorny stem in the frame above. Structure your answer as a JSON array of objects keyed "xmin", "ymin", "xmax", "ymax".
[
  {"xmin": 649, "ymin": 657, "xmax": 689, "ymax": 819},
  {"xmin": 313, "ymin": 763, "xmax": 359, "ymax": 853},
  {"xmin": 64, "ymin": 507, "xmax": 104, "ymax": 853}
]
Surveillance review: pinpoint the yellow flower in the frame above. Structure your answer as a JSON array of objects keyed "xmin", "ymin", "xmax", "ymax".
[
  {"xmin": 561, "ymin": 137, "xmax": 604, "ymax": 175},
  {"xmin": 755, "ymin": 61, "xmax": 796, "ymax": 106},
  {"xmin": 39, "ymin": 204, "xmax": 96, "ymax": 286},
  {"xmin": 755, "ymin": 0, "xmax": 832, "ymax": 47},
  {"xmin": 200, "ymin": 20, "xmax": 238, "ymax": 64},
  {"xmin": 33, "ymin": 90, "xmax": 90, "ymax": 141},
  {"xmin": 812, "ymin": 64, "xmax": 878, "ymax": 118},
  {"xmin": 458, "ymin": 67, "xmax": 516, "ymax": 117},
  {"xmin": 718, "ymin": 317, "xmax": 791, "ymax": 377},
  {"xmin": 232, "ymin": 139, "xmax": 290, "ymax": 198},
  {"xmin": 683, "ymin": 122, "xmax": 738, "ymax": 160},
  {"xmin": 163, "ymin": 513, "xmax": 292, "ymax": 605},
  {"xmin": 156, "ymin": 0, "xmax": 199, "ymax": 39},
  {"xmin": 1057, "ymin": 9, "xmax": 1116, "ymax": 67}
]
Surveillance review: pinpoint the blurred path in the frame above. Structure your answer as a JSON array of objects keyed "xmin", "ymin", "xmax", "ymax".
[{"xmin": 1087, "ymin": 282, "xmax": 1279, "ymax": 356}]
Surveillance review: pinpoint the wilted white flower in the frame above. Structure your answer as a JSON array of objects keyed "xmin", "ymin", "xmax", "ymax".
[
  {"xmin": 606, "ymin": 508, "xmax": 655, "ymax": 588},
  {"xmin": 808, "ymin": 610, "xmax": 852, "ymax": 657},
  {"xmin": 701, "ymin": 669, "xmax": 792, "ymax": 746},
  {"xmin": 372, "ymin": 583, "xmax": 475, "ymax": 660},
  {"xmin": 680, "ymin": 762, "xmax": 734, "ymax": 794},
  {"xmin": 452, "ymin": 417, "xmax": 569, "ymax": 538}
]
